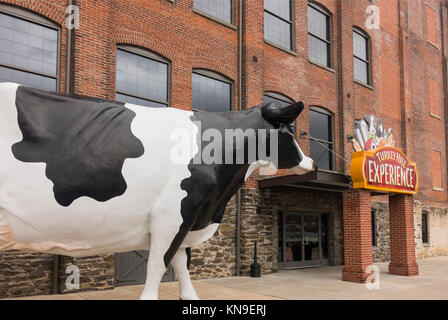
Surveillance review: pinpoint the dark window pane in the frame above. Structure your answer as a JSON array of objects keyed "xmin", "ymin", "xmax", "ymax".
[
  {"xmin": 0, "ymin": 65, "xmax": 56, "ymax": 91},
  {"xmin": 371, "ymin": 210, "xmax": 377, "ymax": 246},
  {"xmin": 353, "ymin": 31, "xmax": 367, "ymax": 60},
  {"xmin": 265, "ymin": 0, "xmax": 291, "ymax": 21},
  {"xmin": 308, "ymin": 5, "xmax": 329, "ymax": 41},
  {"xmin": 116, "ymin": 48, "xmax": 168, "ymax": 107},
  {"xmin": 264, "ymin": 11, "xmax": 292, "ymax": 50},
  {"xmin": 308, "ymin": 35, "xmax": 330, "ymax": 66},
  {"xmin": 0, "ymin": 12, "xmax": 58, "ymax": 76},
  {"xmin": 422, "ymin": 213, "xmax": 429, "ymax": 244},
  {"xmin": 310, "ymin": 140, "xmax": 332, "ymax": 170},
  {"xmin": 354, "ymin": 58, "xmax": 369, "ymax": 84},
  {"xmin": 192, "ymin": 73, "xmax": 231, "ymax": 112},
  {"xmin": 309, "ymin": 109, "xmax": 331, "ymax": 142},
  {"xmin": 193, "ymin": 0, "xmax": 232, "ymax": 23}
]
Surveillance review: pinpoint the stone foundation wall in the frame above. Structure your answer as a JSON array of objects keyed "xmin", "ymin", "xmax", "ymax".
[
  {"xmin": 58, "ymin": 255, "xmax": 114, "ymax": 294},
  {"xmin": 371, "ymin": 200, "xmax": 448, "ymax": 263},
  {"xmin": 0, "ymin": 251, "xmax": 53, "ymax": 298},
  {"xmin": 0, "ymin": 252, "xmax": 115, "ymax": 298},
  {"xmin": 414, "ymin": 203, "xmax": 448, "ymax": 259},
  {"xmin": 189, "ymin": 196, "xmax": 237, "ymax": 280},
  {"xmin": 372, "ymin": 202, "xmax": 390, "ymax": 262}
]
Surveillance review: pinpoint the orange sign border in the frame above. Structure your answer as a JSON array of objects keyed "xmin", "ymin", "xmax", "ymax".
[{"xmin": 351, "ymin": 147, "xmax": 419, "ymax": 195}]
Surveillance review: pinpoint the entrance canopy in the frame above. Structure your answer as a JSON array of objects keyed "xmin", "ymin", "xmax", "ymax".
[{"xmin": 258, "ymin": 170, "xmax": 352, "ymax": 193}]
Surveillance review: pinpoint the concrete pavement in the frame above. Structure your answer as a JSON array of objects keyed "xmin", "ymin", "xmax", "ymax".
[{"xmin": 5, "ymin": 256, "xmax": 448, "ymax": 300}]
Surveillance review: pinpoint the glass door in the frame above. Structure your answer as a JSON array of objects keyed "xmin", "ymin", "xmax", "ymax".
[{"xmin": 278, "ymin": 212, "xmax": 329, "ymax": 269}]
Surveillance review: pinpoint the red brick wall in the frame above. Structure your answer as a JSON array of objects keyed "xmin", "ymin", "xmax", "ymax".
[{"xmin": 0, "ymin": 0, "xmax": 445, "ymax": 203}]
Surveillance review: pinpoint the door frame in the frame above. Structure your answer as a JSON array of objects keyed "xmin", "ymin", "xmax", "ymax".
[{"xmin": 278, "ymin": 210, "xmax": 330, "ymax": 270}]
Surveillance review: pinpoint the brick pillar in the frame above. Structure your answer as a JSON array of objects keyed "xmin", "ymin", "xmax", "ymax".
[
  {"xmin": 388, "ymin": 195, "xmax": 419, "ymax": 276},
  {"xmin": 342, "ymin": 190, "xmax": 373, "ymax": 283}
]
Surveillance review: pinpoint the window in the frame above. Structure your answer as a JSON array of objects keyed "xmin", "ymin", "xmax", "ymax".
[
  {"xmin": 0, "ymin": 6, "xmax": 59, "ymax": 91},
  {"xmin": 264, "ymin": 92, "xmax": 295, "ymax": 131},
  {"xmin": 193, "ymin": 0, "xmax": 232, "ymax": 24},
  {"xmin": 371, "ymin": 209, "xmax": 377, "ymax": 246},
  {"xmin": 116, "ymin": 46, "xmax": 169, "ymax": 107},
  {"xmin": 309, "ymin": 107, "xmax": 334, "ymax": 171},
  {"xmin": 353, "ymin": 28, "xmax": 371, "ymax": 85},
  {"xmin": 426, "ymin": 5, "xmax": 437, "ymax": 46},
  {"xmin": 264, "ymin": 0, "xmax": 293, "ymax": 50},
  {"xmin": 432, "ymin": 150, "xmax": 443, "ymax": 190},
  {"xmin": 308, "ymin": 3, "xmax": 331, "ymax": 67},
  {"xmin": 428, "ymin": 78, "xmax": 440, "ymax": 117},
  {"xmin": 422, "ymin": 212, "xmax": 429, "ymax": 244},
  {"xmin": 192, "ymin": 70, "xmax": 232, "ymax": 112}
]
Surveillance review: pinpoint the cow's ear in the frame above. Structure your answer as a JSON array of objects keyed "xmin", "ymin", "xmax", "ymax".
[{"xmin": 262, "ymin": 101, "xmax": 305, "ymax": 124}]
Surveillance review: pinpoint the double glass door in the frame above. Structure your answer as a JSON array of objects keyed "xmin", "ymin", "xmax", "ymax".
[{"xmin": 278, "ymin": 212, "xmax": 328, "ymax": 269}]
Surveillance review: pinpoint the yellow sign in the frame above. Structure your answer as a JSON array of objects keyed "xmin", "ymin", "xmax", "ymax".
[{"xmin": 351, "ymin": 147, "xmax": 419, "ymax": 195}]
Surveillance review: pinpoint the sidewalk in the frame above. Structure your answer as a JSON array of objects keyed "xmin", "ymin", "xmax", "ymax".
[{"xmin": 5, "ymin": 256, "xmax": 448, "ymax": 300}]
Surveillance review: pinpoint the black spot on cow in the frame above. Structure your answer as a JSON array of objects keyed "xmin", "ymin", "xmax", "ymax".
[
  {"xmin": 163, "ymin": 102, "xmax": 305, "ymax": 267},
  {"xmin": 11, "ymin": 86, "xmax": 144, "ymax": 207}
]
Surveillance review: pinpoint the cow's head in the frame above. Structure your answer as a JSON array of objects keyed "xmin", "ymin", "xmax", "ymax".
[{"xmin": 261, "ymin": 101, "xmax": 314, "ymax": 175}]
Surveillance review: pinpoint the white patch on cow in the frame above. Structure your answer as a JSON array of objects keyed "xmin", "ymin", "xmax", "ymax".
[
  {"xmin": 289, "ymin": 140, "xmax": 314, "ymax": 175},
  {"xmin": 182, "ymin": 223, "xmax": 219, "ymax": 248},
  {"xmin": 0, "ymin": 83, "xmax": 200, "ymax": 257}
]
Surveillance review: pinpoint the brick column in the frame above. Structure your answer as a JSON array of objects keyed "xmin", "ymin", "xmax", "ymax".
[
  {"xmin": 342, "ymin": 190, "xmax": 373, "ymax": 283},
  {"xmin": 388, "ymin": 195, "xmax": 419, "ymax": 276}
]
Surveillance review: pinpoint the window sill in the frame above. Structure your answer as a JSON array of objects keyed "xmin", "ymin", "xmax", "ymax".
[
  {"xmin": 264, "ymin": 40, "xmax": 297, "ymax": 57},
  {"xmin": 308, "ymin": 60, "xmax": 335, "ymax": 73},
  {"xmin": 427, "ymin": 40, "xmax": 439, "ymax": 50},
  {"xmin": 433, "ymin": 187, "xmax": 444, "ymax": 192},
  {"xmin": 423, "ymin": 243, "xmax": 431, "ymax": 247},
  {"xmin": 354, "ymin": 80, "xmax": 374, "ymax": 90},
  {"xmin": 193, "ymin": 8, "xmax": 237, "ymax": 31},
  {"xmin": 430, "ymin": 112, "xmax": 441, "ymax": 120}
]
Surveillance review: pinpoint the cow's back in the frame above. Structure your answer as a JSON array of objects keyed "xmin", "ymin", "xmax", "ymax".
[{"xmin": 0, "ymin": 83, "xmax": 198, "ymax": 256}]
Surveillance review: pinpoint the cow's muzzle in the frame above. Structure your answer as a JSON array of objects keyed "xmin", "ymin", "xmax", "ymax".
[{"xmin": 289, "ymin": 156, "xmax": 315, "ymax": 175}]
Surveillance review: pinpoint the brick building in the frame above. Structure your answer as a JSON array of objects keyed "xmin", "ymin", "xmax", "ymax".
[{"xmin": 0, "ymin": 0, "xmax": 448, "ymax": 298}]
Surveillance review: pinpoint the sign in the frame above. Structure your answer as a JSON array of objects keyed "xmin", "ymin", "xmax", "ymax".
[{"xmin": 351, "ymin": 147, "xmax": 419, "ymax": 195}]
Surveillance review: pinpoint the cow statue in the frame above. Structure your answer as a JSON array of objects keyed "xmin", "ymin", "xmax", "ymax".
[{"xmin": 0, "ymin": 82, "xmax": 314, "ymax": 300}]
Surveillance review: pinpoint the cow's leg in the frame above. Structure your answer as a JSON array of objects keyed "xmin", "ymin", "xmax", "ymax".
[
  {"xmin": 140, "ymin": 223, "xmax": 193, "ymax": 300},
  {"xmin": 172, "ymin": 247, "xmax": 198, "ymax": 300},
  {"xmin": 139, "ymin": 235, "xmax": 169, "ymax": 300}
]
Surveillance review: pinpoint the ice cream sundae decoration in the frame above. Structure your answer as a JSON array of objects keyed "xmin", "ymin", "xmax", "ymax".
[{"xmin": 352, "ymin": 114, "xmax": 395, "ymax": 152}]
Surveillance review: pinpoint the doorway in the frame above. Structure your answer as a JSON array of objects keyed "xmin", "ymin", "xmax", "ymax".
[
  {"xmin": 278, "ymin": 212, "xmax": 329, "ymax": 269},
  {"xmin": 114, "ymin": 251, "xmax": 175, "ymax": 287}
]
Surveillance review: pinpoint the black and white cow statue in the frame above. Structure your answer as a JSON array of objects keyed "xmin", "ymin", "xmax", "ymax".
[{"xmin": 0, "ymin": 82, "xmax": 313, "ymax": 300}]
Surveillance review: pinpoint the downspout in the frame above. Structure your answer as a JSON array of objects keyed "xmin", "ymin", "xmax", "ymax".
[
  {"xmin": 441, "ymin": 1, "xmax": 448, "ymax": 192},
  {"xmin": 53, "ymin": 0, "xmax": 74, "ymax": 294},
  {"xmin": 236, "ymin": 0, "xmax": 243, "ymax": 277}
]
